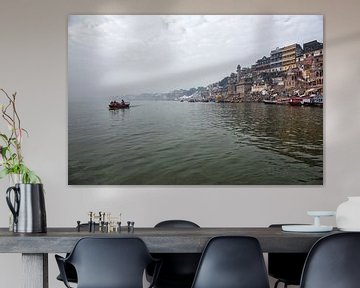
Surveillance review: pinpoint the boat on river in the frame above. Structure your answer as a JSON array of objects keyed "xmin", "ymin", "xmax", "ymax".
[
  {"xmin": 109, "ymin": 101, "xmax": 130, "ymax": 110},
  {"xmin": 289, "ymin": 97, "xmax": 303, "ymax": 106},
  {"xmin": 276, "ymin": 98, "xmax": 290, "ymax": 105},
  {"xmin": 301, "ymin": 94, "xmax": 323, "ymax": 107},
  {"xmin": 311, "ymin": 94, "xmax": 323, "ymax": 107},
  {"xmin": 263, "ymin": 100, "xmax": 277, "ymax": 105}
]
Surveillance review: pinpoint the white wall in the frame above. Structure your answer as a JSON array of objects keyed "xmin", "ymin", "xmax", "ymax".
[{"xmin": 1, "ymin": 0, "xmax": 360, "ymax": 287}]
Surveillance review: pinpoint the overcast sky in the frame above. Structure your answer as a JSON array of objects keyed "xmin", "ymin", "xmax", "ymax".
[{"xmin": 68, "ymin": 15, "xmax": 323, "ymax": 98}]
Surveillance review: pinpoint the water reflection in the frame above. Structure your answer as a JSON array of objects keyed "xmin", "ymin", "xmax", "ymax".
[{"xmin": 207, "ymin": 103, "xmax": 323, "ymax": 167}]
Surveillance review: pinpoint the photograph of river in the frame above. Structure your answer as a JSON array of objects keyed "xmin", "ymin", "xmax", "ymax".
[{"xmin": 68, "ymin": 15, "xmax": 323, "ymax": 185}]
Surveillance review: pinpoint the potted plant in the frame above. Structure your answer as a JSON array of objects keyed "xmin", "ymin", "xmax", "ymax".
[{"xmin": 1, "ymin": 88, "xmax": 46, "ymax": 233}]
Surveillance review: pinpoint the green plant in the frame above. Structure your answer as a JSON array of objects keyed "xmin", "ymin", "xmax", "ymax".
[{"xmin": 0, "ymin": 88, "xmax": 41, "ymax": 183}]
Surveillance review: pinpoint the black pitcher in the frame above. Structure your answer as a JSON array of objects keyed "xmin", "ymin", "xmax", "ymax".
[{"xmin": 6, "ymin": 183, "xmax": 47, "ymax": 233}]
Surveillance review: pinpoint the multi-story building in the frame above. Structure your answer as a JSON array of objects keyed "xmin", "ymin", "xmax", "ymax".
[
  {"xmin": 303, "ymin": 40, "xmax": 323, "ymax": 56},
  {"xmin": 226, "ymin": 73, "xmax": 238, "ymax": 101},
  {"xmin": 282, "ymin": 44, "xmax": 303, "ymax": 71},
  {"xmin": 285, "ymin": 67, "xmax": 306, "ymax": 92},
  {"xmin": 254, "ymin": 56, "xmax": 271, "ymax": 74},
  {"xmin": 296, "ymin": 40, "xmax": 323, "ymax": 92},
  {"xmin": 209, "ymin": 39, "xmax": 323, "ymax": 103},
  {"xmin": 297, "ymin": 40, "xmax": 323, "ymax": 63},
  {"xmin": 251, "ymin": 82, "xmax": 268, "ymax": 93},
  {"xmin": 270, "ymin": 47, "xmax": 283, "ymax": 72},
  {"xmin": 308, "ymin": 60, "xmax": 323, "ymax": 93},
  {"xmin": 236, "ymin": 77, "xmax": 253, "ymax": 101}
]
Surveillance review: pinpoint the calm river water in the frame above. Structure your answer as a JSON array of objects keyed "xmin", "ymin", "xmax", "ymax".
[{"xmin": 68, "ymin": 100, "xmax": 323, "ymax": 185}]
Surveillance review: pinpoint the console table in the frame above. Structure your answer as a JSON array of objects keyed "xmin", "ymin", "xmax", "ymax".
[{"xmin": 0, "ymin": 227, "xmax": 338, "ymax": 288}]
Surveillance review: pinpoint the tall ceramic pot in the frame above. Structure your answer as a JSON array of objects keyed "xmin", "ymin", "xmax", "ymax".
[
  {"xmin": 336, "ymin": 197, "xmax": 360, "ymax": 231},
  {"xmin": 6, "ymin": 183, "xmax": 47, "ymax": 233}
]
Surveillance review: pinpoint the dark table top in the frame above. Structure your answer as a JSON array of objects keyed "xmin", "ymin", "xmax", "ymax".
[{"xmin": 0, "ymin": 227, "xmax": 339, "ymax": 253}]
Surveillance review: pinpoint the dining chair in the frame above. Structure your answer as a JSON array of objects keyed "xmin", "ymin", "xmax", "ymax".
[
  {"xmin": 191, "ymin": 236, "xmax": 270, "ymax": 288},
  {"xmin": 146, "ymin": 220, "xmax": 201, "ymax": 288},
  {"xmin": 55, "ymin": 237, "xmax": 160, "ymax": 288},
  {"xmin": 300, "ymin": 232, "xmax": 360, "ymax": 288},
  {"xmin": 56, "ymin": 223, "xmax": 99, "ymax": 284},
  {"xmin": 268, "ymin": 224, "xmax": 308, "ymax": 288}
]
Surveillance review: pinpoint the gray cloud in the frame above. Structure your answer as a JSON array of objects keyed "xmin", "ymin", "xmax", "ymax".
[{"xmin": 68, "ymin": 15, "xmax": 323, "ymax": 98}]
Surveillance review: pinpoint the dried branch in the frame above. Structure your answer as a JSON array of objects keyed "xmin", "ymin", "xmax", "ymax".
[{"xmin": 0, "ymin": 88, "xmax": 40, "ymax": 183}]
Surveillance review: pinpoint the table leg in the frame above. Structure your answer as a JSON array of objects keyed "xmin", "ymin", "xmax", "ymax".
[{"xmin": 22, "ymin": 253, "xmax": 48, "ymax": 288}]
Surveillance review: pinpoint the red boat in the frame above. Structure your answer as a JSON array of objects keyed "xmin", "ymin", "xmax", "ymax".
[
  {"xmin": 109, "ymin": 101, "xmax": 130, "ymax": 110},
  {"xmin": 289, "ymin": 97, "xmax": 302, "ymax": 106}
]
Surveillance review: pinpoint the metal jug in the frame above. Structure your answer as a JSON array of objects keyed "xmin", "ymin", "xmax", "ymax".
[{"xmin": 6, "ymin": 183, "xmax": 47, "ymax": 233}]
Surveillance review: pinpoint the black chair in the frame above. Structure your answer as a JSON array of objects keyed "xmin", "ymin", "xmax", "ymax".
[
  {"xmin": 56, "ymin": 223, "xmax": 99, "ymax": 284},
  {"xmin": 268, "ymin": 224, "xmax": 308, "ymax": 288},
  {"xmin": 56, "ymin": 262, "xmax": 77, "ymax": 284},
  {"xmin": 300, "ymin": 232, "xmax": 360, "ymax": 288},
  {"xmin": 55, "ymin": 237, "xmax": 160, "ymax": 288},
  {"xmin": 147, "ymin": 220, "xmax": 201, "ymax": 288},
  {"xmin": 191, "ymin": 236, "xmax": 270, "ymax": 288}
]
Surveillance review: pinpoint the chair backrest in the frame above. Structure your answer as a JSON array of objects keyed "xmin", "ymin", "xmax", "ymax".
[
  {"xmin": 66, "ymin": 237, "xmax": 154, "ymax": 288},
  {"xmin": 191, "ymin": 236, "xmax": 270, "ymax": 288},
  {"xmin": 150, "ymin": 220, "xmax": 201, "ymax": 287},
  {"xmin": 300, "ymin": 232, "xmax": 360, "ymax": 288},
  {"xmin": 155, "ymin": 220, "xmax": 200, "ymax": 228},
  {"xmin": 268, "ymin": 224, "xmax": 308, "ymax": 285}
]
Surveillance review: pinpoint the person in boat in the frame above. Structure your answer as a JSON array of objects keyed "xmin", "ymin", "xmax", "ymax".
[{"xmin": 121, "ymin": 99, "xmax": 125, "ymax": 105}]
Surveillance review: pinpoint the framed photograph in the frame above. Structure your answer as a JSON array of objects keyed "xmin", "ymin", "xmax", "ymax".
[{"xmin": 68, "ymin": 15, "xmax": 323, "ymax": 185}]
